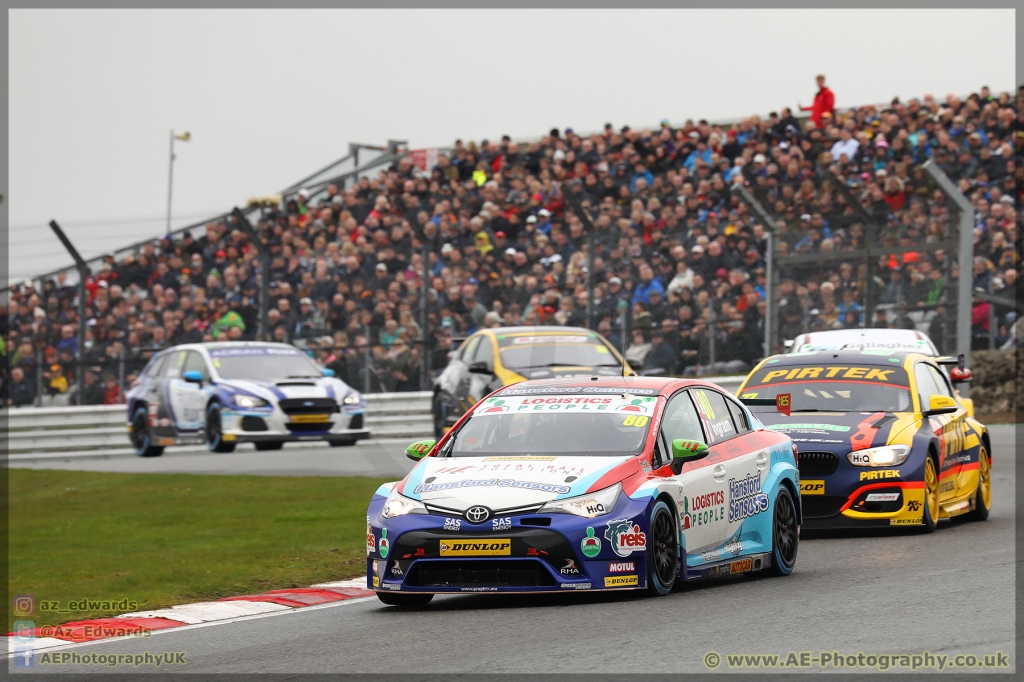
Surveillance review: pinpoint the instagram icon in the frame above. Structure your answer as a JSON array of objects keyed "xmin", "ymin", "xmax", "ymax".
[{"xmin": 13, "ymin": 595, "xmax": 35, "ymax": 616}]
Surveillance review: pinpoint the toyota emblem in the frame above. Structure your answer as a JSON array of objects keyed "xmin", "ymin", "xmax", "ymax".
[{"xmin": 465, "ymin": 506, "xmax": 491, "ymax": 524}]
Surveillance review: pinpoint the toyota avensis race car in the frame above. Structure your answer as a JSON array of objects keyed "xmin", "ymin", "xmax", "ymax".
[
  {"xmin": 432, "ymin": 326, "xmax": 633, "ymax": 438},
  {"xmin": 737, "ymin": 350, "xmax": 992, "ymax": 531},
  {"xmin": 366, "ymin": 376, "xmax": 799, "ymax": 607},
  {"xmin": 126, "ymin": 342, "xmax": 369, "ymax": 456}
]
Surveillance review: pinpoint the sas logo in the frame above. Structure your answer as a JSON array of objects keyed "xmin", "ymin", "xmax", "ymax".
[
  {"xmin": 439, "ymin": 540, "xmax": 511, "ymax": 556},
  {"xmin": 607, "ymin": 561, "xmax": 635, "ymax": 573},
  {"xmin": 604, "ymin": 575, "xmax": 639, "ymax": 587},
  {"xmin": 800, "ymin": 480, "xmax": 825, "ymax": 496},
  {"xmin": 859, "ymin": 470, "xmax": 901, "ymax": 481},
  {"xmin": 729, "ymin": 559, "xmax": 753, "ymax": 574},
  {"xmin": 492, "ymin": 517, "xmax": 512, "ymax": 531},
  {"xmin": 443, "ymin": 518, "xmax": 461, "ymax": 531},
  {"xmin": 604, "ymin": 519, "xmax": 647, "ymax": 558}
]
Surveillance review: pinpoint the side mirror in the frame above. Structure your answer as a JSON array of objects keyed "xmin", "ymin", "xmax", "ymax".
[
  {"xmin": 924, "ymin": 395, "xmax": 958, "ymax": 416},
  {"xmin": 949, "ymin": 366, "xmax": 972, "ymax": 383},
  {"xmin": 405, "ymin": 439, "xmax": 437, "ymax": 461},
  {"xmin": 467, "ymin": 361, "xmax": 493, "ymax": 375},
  {"xmin": 183, "ymin": 370, "xmax": 203, "ymax": 385},
  {"xmin": 321, "ymin": 368, "xmax": 335, "ymax": 377},
  {"xmin": 671, "ymin": 439, "xmax": 709, "ymax": 473}
]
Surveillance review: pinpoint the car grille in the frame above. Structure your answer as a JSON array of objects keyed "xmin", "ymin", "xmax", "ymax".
[
  {"xmin": 286, "ymin": 422, "xmax": 334, "ymax": 432},
  {"xmin": 798, "ymin": 451, "xmax": 840, "ymax": 476},
  {"xmin": 278, "ymin": 398, "xmax": 339, "ymax": 415},
  {"xmin": 406, "ymin": 560, "xmax": 555, "ymax": 588},
  {"xmin": 800, "ymin": 496, "xmax": 846, "ymax": 518}
]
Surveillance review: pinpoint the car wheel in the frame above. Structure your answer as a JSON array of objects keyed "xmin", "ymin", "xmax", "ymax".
[
  {"xmin": 130, "ymin": 406, "xmax": 164, "ymax": 458},
  {"xmin": 205, "ymin": 402, "xmax": 236, "ymax": 453},
  {"xmin": 376, "ymin": 592, "xmax": 433, "ymax": 608},
  {"xmin": 921, "ymin": 455, "xmax": 939, "ymax": 533},
  {"xmin": 646, "ymin": 500, "xmax": 678, "ymax": 596},
  {"xmin": 254, "ymin": 441, "xmax": 283, "ymax": 451},
  {"xmin": 329, "ymin": 439, "xmax": 356, "ymax": 447},
  {"xmin": 432, "ymin": 393, "xmax": 446, "ymax": 440},
  {"xmin": 965, "ymin": 444, "xmax": 991, "ymax": 521},
  {"xmin": 765, "ymin": 485, "xmax": 798, "ymax": 576}
]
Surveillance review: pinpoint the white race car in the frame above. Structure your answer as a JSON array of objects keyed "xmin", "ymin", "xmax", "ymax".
[{"xmin": 126, "ymin": 342, "xmax": 369, "ymax": 456}]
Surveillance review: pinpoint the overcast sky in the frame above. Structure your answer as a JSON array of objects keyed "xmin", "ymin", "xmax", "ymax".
[{"xmin": 9, "ymin": 8, "xmax": 1016, "ymax": 282}]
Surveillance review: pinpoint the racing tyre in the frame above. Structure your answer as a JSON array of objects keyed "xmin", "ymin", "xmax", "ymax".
[
  {"xmin": 921, "ymin": 455, "xmax": 939, "ymax": 533},
  {"xmin": 328, "ymin": 439, "xmax": 356, "ymax": 447},
  {"xmin": 376, "ymin": 592, "xmax": 433, "ymax": 608},
  {"xmin": 205, "ymin": 402, "xmax": 236, "ymax": 453},
  {"xmin": 254, "ymin": 441, "xmax": 284, "ymax": 451},
  {"xmin": 646, "ymin": 500, "xmax": 678, "ymax": 596},
  {"xmin": 130, "ymin": 406, "xmax": 164, "ymax": 458},
  {"xmin": 765, "ymin": 485, "xmax": 798, "ymax": 576},
  {"xmin": 965, "ymin": 444, "xmax": 991, "ymax": 522}
]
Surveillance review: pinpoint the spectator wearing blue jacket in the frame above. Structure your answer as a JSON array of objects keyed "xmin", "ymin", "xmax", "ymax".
[
  {"xmin": 629, "ymin": 163, "xmax": 654, "ymax": 193},
  {"xmin": 631, "ymin": 264, "xmax": 665, "ymax": 306}
]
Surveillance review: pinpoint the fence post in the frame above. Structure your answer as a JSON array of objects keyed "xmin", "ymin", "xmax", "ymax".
[
  {"xmin": 921, "ymin": 160, "xmax": 974, "ymax": 389},
  {"xmin": 232, "ymin": 208, "xmax": 271, "ymax": 341},
  {"xmin": 48, "ymin": 220, "xmax": 89, "ymax": 402},
  {"xmin": 118, "ymin": 343, "xmax": 125, "ymax": 398},
  {"xmin": 363, "ymin": 321, "xmax": 372, "ymax": 394},
  {"xmin": 561, "ymin": 181, "xmax": 597, "ymax": 330},
  {"xmin": 731, "ymin": 185, "xmax": 779, "ymax": 357},
  {"xmin": 35, "ymin": 348, "xmax": 43, "ymax": 407},
  {"xmin": 825, "ymin": 174, "xmax": 882, "ymax": 329}
]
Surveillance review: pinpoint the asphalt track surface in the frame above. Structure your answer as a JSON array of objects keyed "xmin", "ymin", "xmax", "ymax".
[{"xmin": 12, "ymin": 426, "xmax": 1017, "ymax": 675}]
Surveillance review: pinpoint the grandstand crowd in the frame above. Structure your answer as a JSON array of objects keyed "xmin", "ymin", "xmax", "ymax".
[{"xmin": 3, "ymin": 78, "xmax": 1021, "ymax": 406}]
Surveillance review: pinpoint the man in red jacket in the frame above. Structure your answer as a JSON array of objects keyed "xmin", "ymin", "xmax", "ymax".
[{"xmin": 800, "ymin": 74, "xmax": 835, "ymax": 129}]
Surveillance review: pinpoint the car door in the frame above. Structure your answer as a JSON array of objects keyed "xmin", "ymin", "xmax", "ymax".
[
  {"xmin": 165, "ymin": 350, "xmax": 208, "ymax": 432},
  {"xmin": 925, "ymin": 362, "xmax": 968, "ymax": 500},
  {"xmin": 689, "ymin": 387, "xmax": 768, "ymax": 554},
  {"xmin": 660, "ymin": 390, "xmax": 725, "ymax": 564}
]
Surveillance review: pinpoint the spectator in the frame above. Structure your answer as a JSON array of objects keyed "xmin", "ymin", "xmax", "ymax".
[
  {"xmin": 800, "ymin": 74, "xmax": 835, "ymax": 129},
  {"xmin": 7, "ymin": 366, "xmax": 35, "ymax": 407}
]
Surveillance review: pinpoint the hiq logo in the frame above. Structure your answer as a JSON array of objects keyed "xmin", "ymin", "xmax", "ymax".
[
  {"xmin": 728, "ymin": 473, "xmax": 769, "ymax": 523},
  {"xmin": 13, "ymin": 594, "xmax": 35, "ymax": 616}
]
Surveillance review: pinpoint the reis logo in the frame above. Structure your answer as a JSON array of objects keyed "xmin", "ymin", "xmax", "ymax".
[{"xmin": 604, "ymin": 519, "xmax": 646, "ymax": 558}]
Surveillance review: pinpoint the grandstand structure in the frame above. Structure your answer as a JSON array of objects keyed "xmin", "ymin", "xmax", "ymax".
[{"xmin": 4, "ymin": 86, "xmax": 1019, "ymax": 408}]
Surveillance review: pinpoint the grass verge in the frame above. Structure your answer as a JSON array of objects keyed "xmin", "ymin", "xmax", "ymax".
[{"xmin": 8, "ymin": 469, "xmax": 388, "ymax": 628}]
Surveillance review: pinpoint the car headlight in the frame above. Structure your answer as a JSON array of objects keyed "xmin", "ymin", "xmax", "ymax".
[
  {"xmin": 847, "ymin": 445, "xmax": 911, "ymax": 467},
  {"xmin": 538, "ymin": 483, "xmax": 620, "ymax": 518},
  {"xmin": 234, "ymin": 395, "xmax": 269, "ymax": 409},
  {"xmin": 342, "ymin": 391, "xmax": 361, "ymax": 406},
  {"xmin": 381, "ymin": 488, "xmax": 427, "ymax": 519}
]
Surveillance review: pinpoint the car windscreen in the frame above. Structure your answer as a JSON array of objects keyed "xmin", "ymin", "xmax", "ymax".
[
  {"xmin": 741, "ymin": 363, "xmax": 912, "ymax": 412},
  {"xmin": 447, "ymin": 393, "xmax": 658, "ymax": 457},
  {"xmin": 496, "ymin": 335, "xmax": 619, "ymax": 370},
  {"xmin": 209, "ymin": 347, "xmax": 322, "ymax": 381}
]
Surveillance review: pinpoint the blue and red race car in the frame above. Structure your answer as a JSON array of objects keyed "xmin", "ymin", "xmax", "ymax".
[{"xmin": 365, "ymin": 376, "xmax": 800, "ymax": 607}]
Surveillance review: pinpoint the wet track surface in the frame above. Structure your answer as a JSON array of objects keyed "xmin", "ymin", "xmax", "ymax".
[{"xmin": 12, "ymin": 426, "xmax": 1016, "ymax": 675}]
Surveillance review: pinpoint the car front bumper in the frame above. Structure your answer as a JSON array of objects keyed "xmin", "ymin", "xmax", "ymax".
[
  {"xmin": 365, "ymin": 493, "xmax": 654, "ymax": 594},
  {"xmin": 219, "ymin": 407, "xmax": 370, "ymax": 444}
]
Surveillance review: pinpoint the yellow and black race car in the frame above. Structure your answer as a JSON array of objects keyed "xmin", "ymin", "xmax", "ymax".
[{"xmin": 736, "ymin": 350, "xmax": 991, "ymax": 531}]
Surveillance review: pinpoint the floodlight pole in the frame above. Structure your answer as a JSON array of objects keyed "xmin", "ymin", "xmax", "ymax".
[
  {"xmin": 731, "ymin": 185, "xmax": 779, "ymax": 357},
  {"xmin": 232, "ymin": 208, "xmax": 271, "ymax": 341}
]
